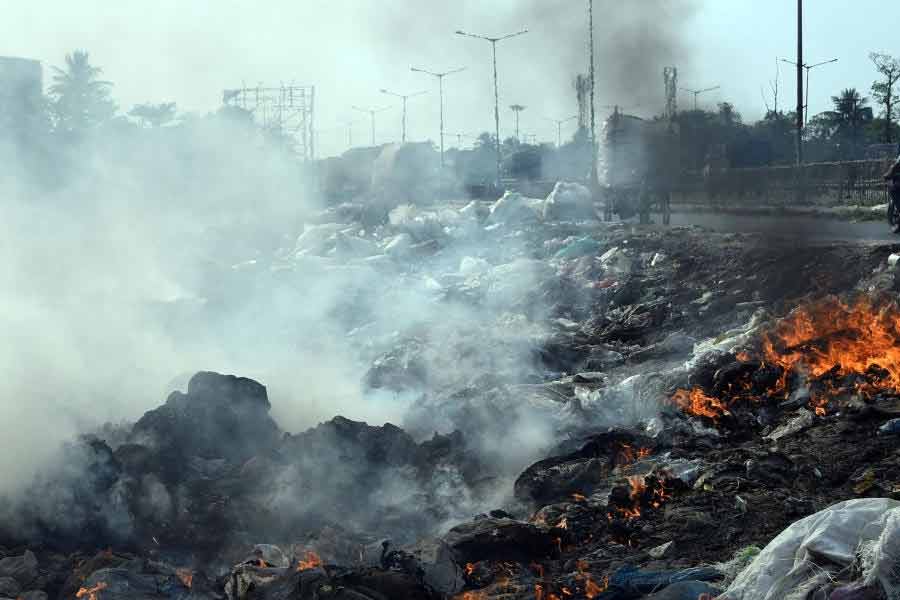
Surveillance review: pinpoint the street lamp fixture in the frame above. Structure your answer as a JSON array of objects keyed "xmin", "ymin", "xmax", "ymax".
[
  {"xmin": 780, "ymin": 57, "xmax": 838, "ymax": 124},
  {"xmin": 410, "ymin": 66, "xmax": 466, "ymax": 173},
  {"xmin": 544, "ymin": 115, "xmax": 578, "ymax": 147},
  {"xmin": 351, "ymin": 105, "xmax": 391, "ymax": 146},
  {"xmin": 455, "ymin": 27, "xmax": 529, "ymax": 188},
  {"xmin": 679, "ymin": 85, "xmax": 721, "ymax": 111},
  {"xmin": 379, "ymin": 89, "xmax": 427, "ymax": 143}
]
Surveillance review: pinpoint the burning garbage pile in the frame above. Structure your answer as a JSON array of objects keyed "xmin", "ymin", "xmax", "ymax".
[
  {"xmin": 6, "ymin": 183, "xmax": 900, "ymax": 599},
  {"xmin": 670, "ymin": 294, "xmax": 900, "ymax": 425}
]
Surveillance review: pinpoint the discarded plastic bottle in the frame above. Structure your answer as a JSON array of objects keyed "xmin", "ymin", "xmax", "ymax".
[{"xmin": 877, "ymin": 418, "xmax": 900, "ymax": 435}]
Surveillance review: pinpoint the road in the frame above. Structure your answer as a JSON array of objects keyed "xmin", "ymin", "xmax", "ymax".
[{"xmin": 659, "ymin": 212, "xmax": 900, "ymax": 243}]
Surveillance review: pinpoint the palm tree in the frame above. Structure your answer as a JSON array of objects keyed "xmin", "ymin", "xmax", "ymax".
[
  {"xmin": 129, "ymin": 102, "xmax": 177, "ymax": 128},
  {"xmin": 49, "ymin": 50, "xmax": 116, "ymax": 135},
  {"xmin": 823, "ymin": 88, "xmax": 873, "ymax": 159}
]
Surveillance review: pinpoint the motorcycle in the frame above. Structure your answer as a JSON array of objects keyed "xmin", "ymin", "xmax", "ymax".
[{"xmin": 887, "ymin": 176, "xmax": 900, "ymax": 232}]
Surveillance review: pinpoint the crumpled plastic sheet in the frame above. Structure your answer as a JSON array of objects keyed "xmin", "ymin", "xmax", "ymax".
[{"xmin": 722, "ymin": 498, "xmax": 900, "ymax": 600}]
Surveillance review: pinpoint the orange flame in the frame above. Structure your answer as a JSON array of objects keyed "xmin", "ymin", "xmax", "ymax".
[
  {"xmin": 571, "ymin": 492, "xmax": 587, "ymax": 502},
  {"xmin": 575, "ymin": 561, "xmax": 609, "ymax": 599},
  {"xmin": 455, "ymin": 592, "xmax": 487, "ymax": 600},
  {"xmin": 465, "ymin": 562, "xmax": 475, "ymax": 576},
  {"xmin": 618, "ymin": 444, "xmax": 636, "ymax": 465},
  {"xmin": 670, "ymin": 387, "xmax": 730, "ymax": 420},
  {"xmin": 666, "ymin": 298, "xmax": 900, "ymax": 422},
  {"xmin": 175, "ymin": 568, "xmax": 193, "ymax": 589},
  {"xmin": 296, "ymin": 551, "xmax": 323, "ymax": 571},
  {"xmin": 759, "ymin": 296, "xmax": 900, "ymax": 413},
  {"xmin": 585, "ymin": 575, "xmax": 608, "ymax": 598},
  {"xmin": 76, "ymin": 582, "xmax": 108, "ymax": 600},
  {"xmin": 607, "ymin": 475, "xmax": 671, "ymax": 521}
]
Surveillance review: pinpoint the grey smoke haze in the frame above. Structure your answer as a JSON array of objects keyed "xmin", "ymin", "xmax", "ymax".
[
  {"xmin": 2, "ymin": 0, "xmax": 698, "ymax": 157},
  {"xmin": 0, "ymin": 0, "xmax": 705, "ymax": 497},
  {"xmin": 0, "ymin": 125, "xmax": 558, "ymax": 502},
  {"xmin": 6, "ymin": 0, "xmax": 900, "ymax": 157}
]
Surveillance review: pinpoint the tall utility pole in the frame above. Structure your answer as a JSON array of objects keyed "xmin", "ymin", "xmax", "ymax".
[
  {"xmin": 509, "ymin": 104, "xmax": 526, "ymax": 140},
  {"xmin": 680, "ymin": 85, "xmax": 721, "ymax": 110},
  {"xmin": 544, "ymin": 115, "xmax": 578, "ymax": 147},
  {"xmin": 410, "ymin": 66, "xmax": 466, "ymax": 174},
  {"xmin": 351, "ymin": 105, "xmax": 391, "ymax": 146},
  {"xmin": 456, "ymin": 27, "xmax": 529, "ymax": 188},
  {"xmin": 588, "ymin": 0, "xmax": 600, "ymax": 217},
  {"xmin": 455, "ymin": 132, "xmax": 476, "ymax": 147},
  {"xmin": 796, "ymin": 0, "xmax": 804, "ymax": 165},
  {"xmin": 345, "ymin": 120, "xmax": 359, "ymax": 149},
  {"xmin": 379, "ymin": 89, "xmax": 426, "ymax": 143},
  {"xmin": 780, "ymin": 57, "xmax": 838, "ymax": 125}
]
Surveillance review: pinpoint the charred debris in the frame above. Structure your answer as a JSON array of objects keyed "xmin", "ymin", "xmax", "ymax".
[{"xmin": 7, "ymin": 190, "xmax": 900, "ymax": 600}]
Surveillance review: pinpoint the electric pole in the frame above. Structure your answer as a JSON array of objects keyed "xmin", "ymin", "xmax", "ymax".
[
  {"xmin": 796, "ymin": 0, "xmax": 803, "ymax": 166},
  {"xmin": 351, "ymin": 105, "xmax": 391, "ymax": 146},
  {"xmin": 588, "ymin": 0, "xmax": 602, "ymax": 218},
  {"xmin": 544, "ymin": 115, "xmax": 578, "ymax": 147},
  {"xmin": 410, "ymin": 66, "xmax": 466, "ymax": 174},
  {"xmin": 345, "ymin": 120, "xmax": 359, "ymax": 149},
  {"xmin": 456, "ymin": 27, "xmax": 529, "ymax": 189},
  {"xmin": 679, "ymin": 85, "xmax": 721, "ymax": 110},
  {"xmin": 380, "ymin": 88, "xmax": 427, "ymax": 143},
  {"xmin": 509, "ymin": 104, "xmax": 526, "ymax": 141}
]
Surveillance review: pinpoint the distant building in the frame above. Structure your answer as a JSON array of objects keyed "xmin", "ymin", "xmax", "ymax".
[{"xmin": 0, "ymin": 56, "xmax": 44, "ymax": 140}]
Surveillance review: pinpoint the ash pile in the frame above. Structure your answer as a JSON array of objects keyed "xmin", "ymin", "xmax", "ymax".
[{"xmin": 8, "ymin": 185, "xmax": 900, "ymax": 600}]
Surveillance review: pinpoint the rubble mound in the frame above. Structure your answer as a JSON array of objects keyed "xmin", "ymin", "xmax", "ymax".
[{"xmin": 131, "ymin": 371, "xmax": 280, "ymax": 467}]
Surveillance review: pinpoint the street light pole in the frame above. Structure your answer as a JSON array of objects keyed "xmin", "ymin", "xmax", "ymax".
[
  {"xmin": 588, "ymin": 0, "xmax": 598, "ymax": 205},
  {"xmin": 679, "ymin": 85, "xmax": 721, "ymax": 110},
  {"xmin": 351, "ymin": 105, "xmax": 391, "ymax": 146},
  {"xmin": 544, "ymin": 115, "xmax": 578, "ymax": 147},
  {"xmin": 380, "ymin": 89, "xmax": 427, "ymax": 143},
  {"xmin": 781, "ymin": 57, "xmax": 838, "ymax": 125},
  {"xmin": 456, "ymin": 27, "xmax": 528, "ymax": 189},
  {"xmin": 509, "ymin": 104, "xmax": 526, "ymax": 141},
  {"xmin": 410, "ymin": 66, "xmax": 466, "ymax": 173}
]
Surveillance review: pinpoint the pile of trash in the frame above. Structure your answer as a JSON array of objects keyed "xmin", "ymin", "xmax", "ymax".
[{"xmin": 7, "ymin": 183, "xmax": 900, "ymax": 600}]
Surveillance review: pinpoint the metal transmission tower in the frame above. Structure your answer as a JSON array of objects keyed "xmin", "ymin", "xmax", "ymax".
[
  {"xmin": 680, "ymin": 85, "xmax": 721, "ymax": 110},
  {"xmin": 663, "ymin": 67, "xmax": 678, "ymax": 120},
  {"xmin": 574, "ymin": 74, "xmax": 590, "ymax": 130},
  {"xmin": 351, "ymin": 105, "xmax": 391, "ymax": 146},
  {"xmin": 509, "ymin": 104, "xmax": 526, "ymax": 140},
  {"xmin": 410, "ymin": 66, "xmax": 466, "ymax": 174},
  {"xmin": 544, "ymin": 115, "xmax": 578, "ymax": 147},
  {"xmin": 380, "ymin": 88, "xmax": 427, "ymax": 143},
  {"xmin": 222, "ymin": 84, "xmax": 316, "ymax": 161},
  {"xmin": 456, "ymin": 27, "xmax": 529, "ymax": 188}
]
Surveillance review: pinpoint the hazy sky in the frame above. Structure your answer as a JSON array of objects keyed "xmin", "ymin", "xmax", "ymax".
[{"xmin": 3, "ymin": 0, "xmax": 898, "ymax": 157}]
